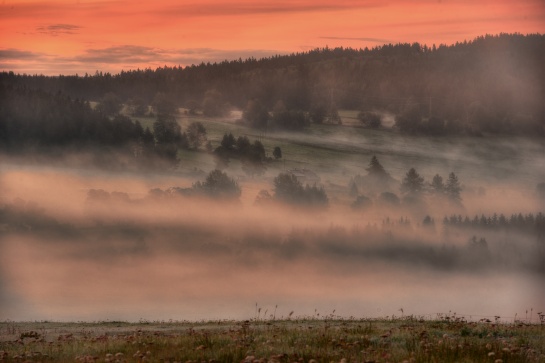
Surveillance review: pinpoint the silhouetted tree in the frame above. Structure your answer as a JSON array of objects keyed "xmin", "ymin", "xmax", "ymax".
[
  {"xmin": 153, "ymin": 114, "xmax": 182, "ymax": 145},
  {"xmin": 242, "ymin": 140, "xmax": 267, "ymax": 177},
  {"xmin": 273, "ymin": 172, "xmax": 328, "ymax": 206},
  {"xmin": 273, "ymin": 146, "xmax": 282, "ymax": 160},
  {"xmin": 186, "ymin": 121, "xmax": 207, "ymax": 150},
  {"xmin": 152, "ymin": 92, "xmax": 177, "ymax": 116},
  {"xmin": 431, "ymin": 174, "xmax": 444, "ymax": 194},
  {"xmin": 243, "ymin": 99, "xmax": 269, "ymax": 129},
  {"xmin": 96, "ymin": 92, "xmax": 122, "ymax": 116},
  {"xmin": 401, "ymin": 168, "xmax": 425, "ymax": 195},
  {"xmin": 351, "ymin": 195, "xmax": 372, "ymax": 210},
  {"xmin": 358, "ymin": 111, "xmax": 381, "ymax": 128},
  {"xmin": 127, "ymin": 97, "xmax": 148, "ymax": 116},
  {"xmin": 445, "ymin": 172, "xmax": 462, "ymax": 203},
  {"xmin": 152, "ymin": 114, "xmax": 184, "ymax": 165},
  {"xmin": 367, "ymin": 156, "xmax": 389, "ymax": 178},
  {"xmin": 202, "ymin": 90, "xmax": 229, "ymax": 117},
  {"xmin": 378, "ymin": 191, "xmax": 400, "ymax": 206},
  {"xmin": 192, "ymin": 169, "xmax": 241, "ymax": 199},
  {"xmin": 309, "ymin": 104, "xmax": 327, "ymax": 124},
  {"xmin": 254, "ymin": 189, "xmax": 273, "ymax": 205},
  {"xmin": 220, "ymin": 133, "xmax": 236, "ymax": 150}
]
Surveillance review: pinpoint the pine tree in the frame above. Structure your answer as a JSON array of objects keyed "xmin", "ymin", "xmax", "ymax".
[
  {"xmin": 431, "ymin": 174, "xmax": 444, "ymax": 194},
  {"xmin": 366, "ymin": 155, "xmax": 386, "ymax": 176},
  {"xmin": 401, "ymin": 168, "xmax": 424, "ymax": 195},
  {"xmin": 445, "ymin": 172, "xmax": 462, "ymax": 203}
]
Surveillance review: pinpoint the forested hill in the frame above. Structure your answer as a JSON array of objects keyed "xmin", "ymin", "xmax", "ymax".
[{"xmin": 1, "ymin": 33, "xmax": 544, "ymax": 136}]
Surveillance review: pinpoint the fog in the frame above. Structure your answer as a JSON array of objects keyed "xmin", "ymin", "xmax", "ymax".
[{"xmin": 1, "ymin": 135, "xmax": 545, "ymax": 322}]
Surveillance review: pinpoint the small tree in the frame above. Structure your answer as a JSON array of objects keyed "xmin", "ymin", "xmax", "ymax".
[
  {"xmin": 202, "ymin": 90, "xmax": 229, "ymax": 117},
  {"xmin": 351, "ymin": 195, "xmax": 372, "ymax": 210},
  {"xmin": 309, "ymin": 104, "xmax": 327, "ymax": 124},
  {"xmin": 358, "ymin": 111, "xmax": 381, "ymax": 128},
  {"xmin": 186, "ymin": 121, "xmax": 207, "ymax": 150},
  {"xmin": 401, "ymin": 168, "xmax": 425, "ymax": 195},
  {"xmin": 445, "ymin": 172, "xmax": 462, "ymax": 203},
  {"xmin": 242, "ymin": 141, "xmax": 267, "ymax": 177},
  {"xmin": 96, "ymin": 92, "xmax": 122, "ymax": 116},
  {"xmin": 127, "ymin": 97, "xmax": 148, "ymax": 116},
  {"xmin": 273, "ymin": 146, "xmax": 282, "ymax": 160},
  {"xmin": 220, "ymin": 133, "xmax": 236, "ymax": 150},
  {"xmin": 153, "ymin": 114, "xmax": 182, "ymax": 145},
  {"xmin": 431, "ymin": 174, "xmax": 444, "ymax": 194},
  {"xmin": 243, "ymin": 99, "xmax": 269, "ymax": 129},
  {"xmin": 379, "ymin": 191, "xmax": 400, "ymax": 206},
  {"xmin": 367, "ymin": 155, "xmax": 388, "ymax": 178},
  {"xmin": 254, "ymin": 189, "xmax": 273, "ymax": 205},
  {"xmin": 152, "ymin": 92, "xmax": 177, "ymax": 116}
]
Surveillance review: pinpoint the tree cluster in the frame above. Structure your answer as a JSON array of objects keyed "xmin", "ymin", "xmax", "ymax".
[
  {"xmin": 143, "ymin": 170, "xmax": 242, "ymax": 201},
  {"xmin": 351, "ymin": 156, "xmax": 462, "ymax": 209},
  {"xmin": 214, "ymin": 133, "xmax": 267, "ymax": 176},
  {"xmin": 442, "ymin": 212, "xmax": 545, "ymax": 237},
  {"xmin": 0, "ymin": 85, "xmax": 209, "ymax": 169},
  {"xmin": 0, "ymin": 85, "xmax": 144, "ymax": 153},
  {"xmin": 271, "ymin": 172, "xmax": 328, "ymax": 207}
]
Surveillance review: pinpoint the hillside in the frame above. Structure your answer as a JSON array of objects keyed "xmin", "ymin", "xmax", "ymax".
[{"xmin": 1, "ymin": 33, "xmax": 544, "ymax": 136}]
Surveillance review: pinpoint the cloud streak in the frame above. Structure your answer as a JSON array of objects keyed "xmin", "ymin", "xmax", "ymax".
[
  {"xmin": 35, "ymin": 24, "xmax": 82, "ymax": 36},
  {"xmin": 155, "ymin": 0, "xmax": 384, "ymax": 17},
  {"xmin": 0, "ymin": 45, "xmax": 285, "ymax": 74},
  {"xmin": 0, "ymin": 48, "xmax": 46, "ymax": 60},
  {"xmin": 320, "ymin": 36, "xmax": 391, "ymax": 43}
]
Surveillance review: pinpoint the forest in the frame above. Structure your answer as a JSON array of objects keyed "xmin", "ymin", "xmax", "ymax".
[{"xmin": 1, "ymin": 33, "xmax": 544, "ymax": 139}]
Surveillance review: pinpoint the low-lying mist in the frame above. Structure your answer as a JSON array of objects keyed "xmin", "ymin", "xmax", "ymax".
[{"xmin": 1, "ymin": 151, "xmax": 544, "ymax": 322}]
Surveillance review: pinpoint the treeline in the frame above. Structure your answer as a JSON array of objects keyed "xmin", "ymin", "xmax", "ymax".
[
  {"xmin": 0, "ymin": 85, "xmax": 144, "ymax": 152},
  {"xmin": 2, "ymin": 33, "xmax": 544, "ymax": 136},
  {"xmin": 0, "ymin": 85, "xmax": 211, "ymax": 168},
  {"xmin": 442, "ymin": 212, "xmax": 545, "ymax": 236}
]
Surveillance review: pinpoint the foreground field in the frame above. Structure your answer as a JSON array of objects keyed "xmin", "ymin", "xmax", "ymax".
[{"xmin": 1, "ymin": 317, "xmax": 544, "ymax": 363}]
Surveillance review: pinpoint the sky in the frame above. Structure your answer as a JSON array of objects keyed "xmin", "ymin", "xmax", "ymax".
[{"xmin": 0, "ymin": 0, "xmax": 544, "ymax": 75}]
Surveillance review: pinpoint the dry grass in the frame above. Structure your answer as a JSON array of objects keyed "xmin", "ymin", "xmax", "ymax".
[{"xmin": 1, "ymin": 315, "xmax": 544, "ymax": 362}]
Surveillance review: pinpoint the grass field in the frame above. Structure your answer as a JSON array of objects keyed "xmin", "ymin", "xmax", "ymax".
[{"xmin": 1, "ymin": 316, "xmax": 543, "ymax": 362}]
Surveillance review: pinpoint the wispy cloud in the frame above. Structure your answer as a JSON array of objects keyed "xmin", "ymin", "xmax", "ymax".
[
  {"xmin": 35, "ymin": 24, "xmax": 82, "ymax": 36},
  {"xmin": 320, "ymin": 36, "xmax": 391, "ymax": 43},
  {"xmin": 72, "ymin": 45, "xmax": 283, "ymax": 65},
  {"xmin": 0, "ymin": 45, "xmax": 285, "ymax": 75},
  {"xmin": 74, "ymin": 45, "xmax": 161, "ymax": 64},
  {"xmin": 0, "ymin": 48, "xmax": 46, "ymax": 60},
  {"xmin": 156, "ymin": 0, "xmax": 383, "ymax": 17}
]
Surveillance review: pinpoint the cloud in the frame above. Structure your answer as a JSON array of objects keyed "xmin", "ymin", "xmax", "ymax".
[
  {"xmin": 320, "ymin": 36, "xmax": 391, "ymax": 44},
  {"xmin": 35, "ymin": 24, "xmax": 82, "ymax": 36},
  {"xmin": 74, "ymin": 45, "xmax": 162, "ymax": 64},
  {"xmin": 73, "ymin": 45, "xmax": 284, "ymax": 66},
  {"xmin": 0, "ymin": 45, "xmax": 286, "ymax": 75},
  {"xmin": 156, "ymin": 0, "xmax": 383, "ymax": 17},
  {"xmin": 0, "ymin": 48, "xmax": 45, "ymax": 60}
]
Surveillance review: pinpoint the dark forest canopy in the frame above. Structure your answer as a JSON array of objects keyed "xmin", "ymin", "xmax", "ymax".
[{"xmin": 1, "ymin": 33, "xmax": 544, "ymax": 136}]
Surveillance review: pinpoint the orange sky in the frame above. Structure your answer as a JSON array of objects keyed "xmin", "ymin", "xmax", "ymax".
[{"xmin": 0, "ymin": 0, "xmax": 544, "ymax": 75}]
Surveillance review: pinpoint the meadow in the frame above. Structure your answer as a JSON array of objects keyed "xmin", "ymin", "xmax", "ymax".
[{"xmin": 1, "ymin": 314, "xmax": 544, "ymax": 363}]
